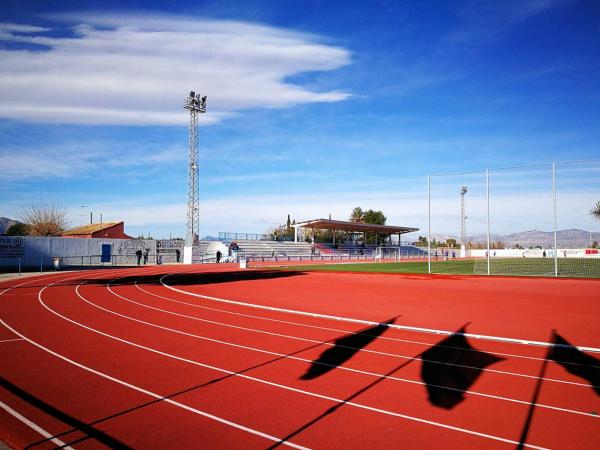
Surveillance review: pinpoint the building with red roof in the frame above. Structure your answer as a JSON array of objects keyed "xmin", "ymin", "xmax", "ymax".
[{"xmin": 60, "ymin": 222, "xmax": 133, "ymax": 239}]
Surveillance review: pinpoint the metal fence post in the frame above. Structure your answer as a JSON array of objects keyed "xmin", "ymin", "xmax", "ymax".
[
  {"xmin": 553, "ymin": 162, "xmax": 558, "ymax": 277},
  {"xmin": 486, "ymin": 169, "xmax": 491, "ymax": 276},
  {"xmin": 18, "ymin": 257, "xmax": 21, "ymax": 276},
  {"xmin": 40, "ymin": 257, "xmax": 43, "ymax": 274},
  {"xmin": 427, "ymin": 174, "xmax": 431, "ymax": 274}
]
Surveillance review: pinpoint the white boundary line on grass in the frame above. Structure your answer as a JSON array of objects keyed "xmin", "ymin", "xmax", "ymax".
[{"xmin": 159, "ymin": 273, "xmax": 600, "ymax": 353}]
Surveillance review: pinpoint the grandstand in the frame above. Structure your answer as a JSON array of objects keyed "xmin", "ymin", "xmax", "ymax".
[{"xmin": 234, "ymin": 240, "xmax": 313, "ymax": 258}]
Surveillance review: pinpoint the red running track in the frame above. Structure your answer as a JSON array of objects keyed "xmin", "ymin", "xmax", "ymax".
[{"xmin": 0, "ymin": 264, "xmax": 599, "ymax": 449}]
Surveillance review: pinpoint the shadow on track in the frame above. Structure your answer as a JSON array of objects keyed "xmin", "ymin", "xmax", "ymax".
[
  {"xmin": 420, "ymin": 326, "xmax": 504, "ymax": 409},
  {"xmin": 0, "ymin": 376, "xmax": 133, "ymax": 449},
  {"xmin": 300, "ymin": 316, "xmax": 399, "ymax": 380},
  {"xmin": 518, "ymin": 330, "xmax": 600, "ymax": 449},
  {"xmin": 25, "ymin": 321, "xmax": 381, "ymax": 448},
  {"xmin": 58, "ymin": 269, "xmax": 307, "ymax": 288}
]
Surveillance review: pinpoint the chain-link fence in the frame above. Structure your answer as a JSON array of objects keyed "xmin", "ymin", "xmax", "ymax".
[{"xmin": 427, "ymin": 160, "xmax": 600, "ymax": 278}]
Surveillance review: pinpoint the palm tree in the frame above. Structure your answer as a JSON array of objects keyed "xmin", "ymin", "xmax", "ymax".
[{"xmin": 592, "ymin": 201, "xmax": 600, "ymax": 220}]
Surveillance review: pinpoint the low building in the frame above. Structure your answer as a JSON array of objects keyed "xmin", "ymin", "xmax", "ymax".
[{"xmin": 61, "ymin": 222, "xmax": 133, "ymax": 239}]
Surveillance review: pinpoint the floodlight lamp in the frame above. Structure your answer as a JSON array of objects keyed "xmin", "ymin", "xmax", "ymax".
[
  {"xmin": 461, "ymin": 186, "xmax": 468, "ymax": 195},
  {"xmin": 190, "ymin": 91, "xmax": 195, "ymax": 98}
]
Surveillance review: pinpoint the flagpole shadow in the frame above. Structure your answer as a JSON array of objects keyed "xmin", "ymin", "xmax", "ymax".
[
  {"xmin": 518, "ymin": 329, "xmax": 600, "ymax": 449},
  {"xmin": 27, "ymin": 318, "xmax": 402, "ymax": 448},
  {"xmin": 268, "ymin": 323, "xmax": 472, "ymax": 449}
]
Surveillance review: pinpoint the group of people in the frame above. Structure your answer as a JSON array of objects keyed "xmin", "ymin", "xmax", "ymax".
[
  {"xmin": 229, "ymin": 241, "xmax": 240, "ymax": 258},
  {"xmin": 135, "ymin": 247, "xmax": 182, "ymax": 265},
  {"xmin": 135, "ymin": 248, "xmax": 150, "ymax": 265}
]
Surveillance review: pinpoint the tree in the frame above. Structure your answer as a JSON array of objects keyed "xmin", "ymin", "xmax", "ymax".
[
  {"xmin": 269, "ymin": 214, "xmax": 295, "ymax": 241},
  {"xmin": 445, "ymin": 238, "xmax": 458, "ymax": 248},
  {"xmin": 18, "ymin": 201, "xmax": 69, "ymax": 236},
  {"xmin": 362, "ymin": 209, "xmax": 386, "ymax": 225},
  {"xmin": 6, "ymin": 222, "xmax": 30, "ymax": 236},
  {"xmin": 349, "ymin": 207, "xmax": 364, "ymax": 223},
  {"xmin": 592, "ymin": 201, "xmax": 600, "ymax": 220}
]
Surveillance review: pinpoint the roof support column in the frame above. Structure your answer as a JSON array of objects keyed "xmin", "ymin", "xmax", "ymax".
[
  {"xmin": 294, "ymin": 225, "xmax": 298, "ymax": 243},
  {"xmin": 333, "ymin": 229, "xmax": 336, "ymax": 245}
]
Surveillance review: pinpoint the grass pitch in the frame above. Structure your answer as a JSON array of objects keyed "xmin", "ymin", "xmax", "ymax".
[{"xmin": 279, "ymin": 258, "xmax": 600, "ymax": 278}]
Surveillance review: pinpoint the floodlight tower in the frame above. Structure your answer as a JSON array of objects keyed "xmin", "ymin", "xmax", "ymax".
[
  {"xmin": 182, "ymin": 91, "xmax": 207, "ymax": 264},
  {"xmin": 460, "ymin": 186, "xmax": 468, "ymax": 256}
]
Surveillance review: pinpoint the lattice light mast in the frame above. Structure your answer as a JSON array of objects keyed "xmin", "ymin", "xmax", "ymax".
[{"xmin": 183, "ymin": 91, "xmax": 206, "ymax": 264}]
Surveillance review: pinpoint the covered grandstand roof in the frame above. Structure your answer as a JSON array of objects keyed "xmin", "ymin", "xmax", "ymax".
[{"xmin": 294, "ymin": 219, "xmax": 418, "ymax": 235}]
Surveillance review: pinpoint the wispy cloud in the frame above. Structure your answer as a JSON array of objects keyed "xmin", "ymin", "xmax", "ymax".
[
  {"xmin": 445, "ymin": 0, "xmax": 572, "ymax": 46},
  {"xmin": 0, "ymin": 143, "xmax": 187, "ymax": 181},
  {"xmin": 2, "ymin": 179, "xmax": 595, "ymax": 237},
  {"xmin": 0, "ymin": 13, "xmax": 352, "ymax": 126}
]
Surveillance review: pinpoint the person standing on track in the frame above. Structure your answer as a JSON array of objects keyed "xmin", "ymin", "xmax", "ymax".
[
  {"xmin": 135, "ymin": 249, "xmax": 142, "ymax": 266},
  {"xmin": 143, "ymin": 248, "xmax": 149, "ymax": 265}
]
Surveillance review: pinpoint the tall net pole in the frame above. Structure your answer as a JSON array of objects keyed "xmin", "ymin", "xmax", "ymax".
[
  {"xmin": 427, "ymin": 175, "xmax": 431, "ymax": 274},
  {"xmin": 183, "ymin": 91, "xmax": 206, "ymax": 264},
  {"xmin": 553, "ymin": 162, "xmax": 558, "ymax": 277}
]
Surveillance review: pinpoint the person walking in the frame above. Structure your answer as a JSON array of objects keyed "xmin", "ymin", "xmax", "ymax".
[
  {"xmin": 143, "ymin": 248, "xmax": 149, "ymax": 265},
  {"xmin": 175, "ymin": 248, "xmax": 181, "ymax": 263},
  {"xmin": 135, "ymin": 249, "xmax": 142, "ymax": 266}
]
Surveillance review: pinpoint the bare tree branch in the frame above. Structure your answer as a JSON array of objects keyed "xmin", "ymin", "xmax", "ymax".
[{"xmin": 18, "ymin": 201, "xmax": 70, "ymax": 236}]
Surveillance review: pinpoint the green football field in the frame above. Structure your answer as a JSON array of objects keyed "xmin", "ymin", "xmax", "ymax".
[{"xmin": 278, "ymin": 258, "xmax": 600, "ymax": 278}]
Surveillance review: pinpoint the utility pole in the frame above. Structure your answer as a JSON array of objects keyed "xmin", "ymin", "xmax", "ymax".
[
  {"xmin": 182, "ymin": 91, "xmax": 206, "ymax": 264},
  {"xmin": 80, "ymin": 205, "xmax": 87, "ymax": 226}
]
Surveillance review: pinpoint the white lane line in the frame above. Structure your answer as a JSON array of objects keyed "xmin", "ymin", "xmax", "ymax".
[
  {"xmin": 0, "ymin": 400, "xmax": 74, "ymax": 449},
  {"xmin": 1, "ymin": 318, "xmax": 308, "ymax": 450},
  {"xmin": 20, "ymin": 274, "xmax": 309, "ymax": 450},
  {"xmin": 77, "ymin": 280, "xmax": 598, "ymax": 418},
  {"xmin": 2, "ymin": 269, "xmax": 308, "ymax": 450},
  {"xmin": 135, "ymin": 281, "xmax": 568, "ymax": 365},
  {"xmin": 42, "ymin": 281, "xmax": 550, "ymax": 449},
  {"xmin": 101, "ymin": 280, "xmax": 592, "ymax": 388},
  {"xmin": 160, "ymin": 273, "xmax": 600, "ymax": 353},
  {"xmin": 0, "ymin": 338, "xmax": 25, "ymax": 343}
]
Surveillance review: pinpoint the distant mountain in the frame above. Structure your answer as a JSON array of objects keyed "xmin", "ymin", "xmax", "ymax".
[
  {"xmin": 0, "ymin": 217, "xmax": 20, "ymax": 234},
  {"xmin": 446, "ymin": 229, "xmax": 600, "ymax": 248}
]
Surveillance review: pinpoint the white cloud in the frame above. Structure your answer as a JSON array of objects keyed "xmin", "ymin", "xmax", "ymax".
[
  {"xmin": 0, "ymin": 143, "xmax": 187, "ymax": 181},
  {"xmin": 446, "ymin": 0, "xmax": 572, "ymax": 46},
  {"xmin": 70, "ymin": 187, "xmax": 600, "ymax": 240},
  {"xmin": 0, "ymin": 13, "xmax": 352, "ymax": 126}
]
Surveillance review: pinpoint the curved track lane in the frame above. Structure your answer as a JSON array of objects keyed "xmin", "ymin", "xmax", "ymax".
[{"xmin": 1, "ymin": 265, "xmax": 599, "ymax": 449}]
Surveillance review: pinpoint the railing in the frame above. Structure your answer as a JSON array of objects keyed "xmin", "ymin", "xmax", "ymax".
[
  {"xmin": 0, "ymin": 252, "xmax": 221, "ymax": 274},
  {"xmin": 241, "ymin": 247, "xmax": 428, "ymax": 263},
  {"xmin": 219, "ymin": 232, "xmax": 274, "ymax": 241}
]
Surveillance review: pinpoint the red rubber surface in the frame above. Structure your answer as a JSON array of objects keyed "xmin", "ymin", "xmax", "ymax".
[{"xmin": 1, "ymin": 265, "xmax": 599, "ymax": 449}]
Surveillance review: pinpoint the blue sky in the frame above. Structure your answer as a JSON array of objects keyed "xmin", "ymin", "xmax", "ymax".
[{"xmin": 1, "ymin": 0, "xmax": 599, "ymax": 239}]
